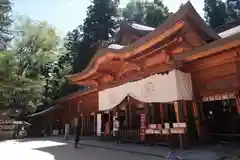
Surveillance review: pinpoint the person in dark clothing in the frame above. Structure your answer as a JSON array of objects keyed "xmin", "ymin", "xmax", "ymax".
[
  {"xmin": 114, "ymin": 117, "xmax": 120, "ymax": 144},
  {"xmin": 74, "ymin": 120, "xmax": 81, "ymax": 148}
]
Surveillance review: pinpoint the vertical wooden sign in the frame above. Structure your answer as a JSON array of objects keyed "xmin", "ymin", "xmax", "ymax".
[
  {"xmin": 105, "ymin": 122, "xmax": 110, "ymax": 136},
  {"xmin": 140, "ymin": 114, "xmax": 147, "ymax": 141}
]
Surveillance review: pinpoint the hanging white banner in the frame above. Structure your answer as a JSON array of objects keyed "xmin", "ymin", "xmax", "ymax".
[
  {"xmin": 128, "ymin": 72, "xmax": 179, "ymax": 102},
  {"xmin": 99, "ymin": 84, "xmax": 128, "ymax": 111},
  {"xmin": 99, "ymin": 70, "xmax": 193, "ymax": 111}
]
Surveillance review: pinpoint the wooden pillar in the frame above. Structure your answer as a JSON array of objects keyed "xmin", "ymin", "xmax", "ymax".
[
  {"xmin": 81, "ymin": 113, "xmax": 84, "ymax": 136},
  {"xmin": 129, "ymin": 98, "xmax": 132, "ymax": 129},
  {"xmin": 183, "ymin": 101, "xmax": 188, "ymax": 122},
  {"xmin": 165, "ymin": 103, "xmax": 169, "ymax": 121},
  {"xmin": 160, "ymin": 103, "xmax": 165, "ymax": 125},
  {"xmin": 193, "ymin": 101, "xmax": 201, "ymax": 137},
  {"xmin": 174, "ymin": 101, "xmax": 184, "ymax": 149},
  {"xmin": 108, "ymin": 111, "xmax": 111, "ymax": 136},
  {"xmin": 199, "ymin": 102, "xmax": 205, "ymax": 124},
  {"xmin": 150, "ymin": 103, "xmax": 154, "ymax": 123},
  {"xmin": 86, "ymin": 115, "xmax": 89, "ymax": 136},
  {"xmin": 93, "ymin": 112, "xmax": 96, "ymax": 136},
  {"xmin": 125, "ymin": 103, "xmax": 128, "ymax": 128}
]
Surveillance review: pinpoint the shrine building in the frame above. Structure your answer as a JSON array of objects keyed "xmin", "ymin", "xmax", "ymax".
[{"xmin": 32, "ymin": 2, "xmax": 240, "ymax": 148}]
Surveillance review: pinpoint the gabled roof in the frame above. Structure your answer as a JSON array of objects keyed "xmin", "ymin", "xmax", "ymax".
[
  {"xmin": 68, "ymin": 2, "xmax": 219, "ymax": 83},
  {"xmin": 114, "ymin": 21, "xmax": 155, "ymax": 45},
  {"xmin": 174, "ymin": 33, "xmax": 240, "ymax": 62}
]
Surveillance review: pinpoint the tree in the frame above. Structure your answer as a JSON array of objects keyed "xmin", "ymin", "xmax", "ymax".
[
  {"xmin": 144, "ymin": 0, "xmax": 170, "ymax": 27},
  {"xmin": 42, "ymin": 48, "xmax": 77, "ymax": 100},
  {"xmin": 66, "ymin": 0, "xmax": 119, "ymax": 73},
  {"xmin": 12, "ymin": 17, "xmax": 60, "ymax": 78},
  {"xmin": 122, "ymin": 0, "xmax": 170, "ymax": 27},
  {"xmin": 226, "ymin": 0, "xmax": 240, "ymax": 22},
  {"xmin": 0, "ymin": 0, "xmax": 12, "ymax": 44},
  {"xmin": 204, "ymin": 0, "xmax": 228, "ymax": 28},
  {"xmin": 122, "ymin": 0, "xmax": 145, "ymax": 24},
  {"xmin": 0, "ymin": 17, "xmax": 64, "ymax": 113},
  {"xmin": 0, "ymin": 51, "xmax": 44, "ymax": 113}
]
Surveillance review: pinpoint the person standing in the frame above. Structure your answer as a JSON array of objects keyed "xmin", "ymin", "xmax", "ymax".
[
  {"xmin": 64, "ymin": 123, "xmax": 69, "ymax": 141},
  {"xmin": 167, "ymin": 135, "xmax": 182, "ymax": 160},
  {"xmin": 114, "ymin": 117, "xmax": 120, "ymax": 144},
  {"xmin": 74, "ymin": 119, "xmax": 81, "ymax": 148}
]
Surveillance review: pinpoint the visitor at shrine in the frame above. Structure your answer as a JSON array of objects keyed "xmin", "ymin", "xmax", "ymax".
[
  {"xmin": 74, "ymin": 119, "xmax": 81, "ymax": 148},
  {"xmin": 114, "ymin": 117, "xmax": 120, "ymax": 144},
  {"xmin": 167, "ymin": 149, "xmax": 182, "ymax": 160},
  {"xmin": 167, "ymin": 135, "xmax": 182, "ymax": 160},
  {"xmin": 64, "ymin": 123, "xmax": 69, "ymax": 141}
]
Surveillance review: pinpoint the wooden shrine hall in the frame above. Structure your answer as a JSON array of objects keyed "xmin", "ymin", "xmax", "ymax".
[{"xmin": 45, "ymin": 2, "xmax": 240, "ymax": 148}]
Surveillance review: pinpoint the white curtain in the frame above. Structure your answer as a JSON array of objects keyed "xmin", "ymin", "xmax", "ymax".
[
  {"xmin": 99, "ymin": 84, "xmax": 127, "ymax": 111},
  {"xmin": 175, "ymin": 70, "xmax": 193, "ymax": 100},
  {"xmin": 128, "ymin": 72, "xmax": 179, "ymax": 102},
  {"xmin": 99, "ymin": 70, "xmax": 193, "ymax": 111}
]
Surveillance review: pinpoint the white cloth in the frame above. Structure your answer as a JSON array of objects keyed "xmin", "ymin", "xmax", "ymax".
[
  {"xmin": 97, "ymin": 114, "xmax": 102, "ymax": 136},
  {"xmin": 99, "ymin": 70, "xmax": 193, "ymax": 111},
  {"xmin": 64, "ymin": 124, "xmax": 69, "ymax": 140},
  {"xmin": 99, "ymin": 84, "xmax": 127, "ymax": 111},
  {"xmin": 113, "ymin": 119, "xmax": 119, "ymax": 131},
  {"xmin": 64, "ymin": 124, "xmax": 69, "ymax": 134}
]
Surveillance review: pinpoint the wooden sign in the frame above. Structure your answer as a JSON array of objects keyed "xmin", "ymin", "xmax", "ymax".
[
  {"xmin": 173, "ymin": 123, "xmax": 187, "ymax": 128},
  {"xmin": 154, "ymin": 129, "xmax": 161, "ymax": 134},
  {"xmin": 3, "ymin": 125, "xmax": 14, "ymax": 130},
  {"xmin": 157, "ymin": 124, "xmax": 162, "ymax": 130},
  {"xmin": 148, "ymin": 124, "xmax": 157, "ymax": 129},
  {"xmin": 164, "ymin": 123, "xmax": 170, "ymax": 129},
  {"xmin": 202, "ymin": 92, "xmax": 236, "ymax": 102},
  {"xmin": 140, "ymin": 114, "xmax": 147, "ymax": 141},
  {"xmin": 170, "ymin": 128, "xmax": 186, "ymax": 134},
  {"xmin": 145, "ymin": 129, "xmax": 154, "ymax": 134},
  {"xmin": 0, "ymin": 119, "xmax": 14, "ymax": 131},
  {"xmin": 162, "ymin": 128, "xmax": 170, "ymax": 134}
]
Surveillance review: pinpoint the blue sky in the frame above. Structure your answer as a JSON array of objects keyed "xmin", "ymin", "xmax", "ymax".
[{"xmin": 13, "ymin": 0, "xmax": 205, "ymax": 35}]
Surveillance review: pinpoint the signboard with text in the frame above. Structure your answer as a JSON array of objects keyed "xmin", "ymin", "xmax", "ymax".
[{"xmin": 0, "ymin": 119, "xmax": 14, "ymax": 132}]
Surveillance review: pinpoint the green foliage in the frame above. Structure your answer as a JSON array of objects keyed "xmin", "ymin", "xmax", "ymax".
[
  {"xmin": 0, "ymin": 51, "xmax": 44, "ymax": 113},
  {"xmin": 226, "ymin": 0, "xmax": 240, "ymax": 21},
  {"xmin": 0, "ymin": 0, "xmax": 12, "ymax": 43},
  {"xmin": 0, "ymin": 51, "xmax": 16, "ymax": 78},
  {"xmin": 122, "ymin": 0, "xmax": 145, "ymax": 24},
  {"xmin": 42, "ymin": 48, "xmax": 76, "ymax": 100},
  {"xmin": 66, "ymin": 0, "xmax": 119, "ymax": 73},
  {"xmin": 12, "ymin": 17, "xmax": 60, "ymax": 78},
  {"xmin": 0, "ymin": 17, "xmax": 70, "ymax": 113},
  {"xmin": 204, "ymin": 0, "xmax": 228, "ymax": 28},
  {"xmin": 122, "ymin": 0, "xmax": 170, "ymax": 27}
]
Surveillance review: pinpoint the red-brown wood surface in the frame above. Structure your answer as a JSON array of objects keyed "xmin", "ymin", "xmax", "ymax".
[{"xmin": 182, "ymin": 47, "xmax": 240, "ymax": 98}]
